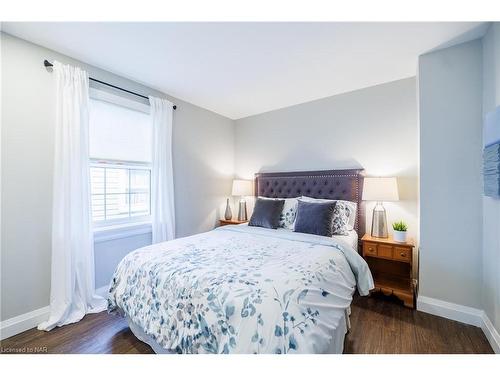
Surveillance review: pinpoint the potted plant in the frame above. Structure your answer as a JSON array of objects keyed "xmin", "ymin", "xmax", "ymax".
[{"xmin": 392, "ymin": 221, "xmax": 408, "ymax": 243}]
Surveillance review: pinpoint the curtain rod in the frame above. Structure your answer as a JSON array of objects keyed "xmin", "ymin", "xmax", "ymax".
[{"xmin": 43, "ymin": 60, "xmax": 177, "ymax": 110}]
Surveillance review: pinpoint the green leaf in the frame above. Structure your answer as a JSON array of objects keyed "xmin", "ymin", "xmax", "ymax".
[{"xmin": 392, "ymin": 220, "xmax": 407, "ymax": 231}]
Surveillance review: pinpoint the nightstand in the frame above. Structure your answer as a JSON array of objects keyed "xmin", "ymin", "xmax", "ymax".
[
  {"xmin": 361, "ymin": 234, "xmax": 415, "ymax": 308},
  {"xmin": 219, "ymin": 219, "xmax": 248, "ymax": 226}
]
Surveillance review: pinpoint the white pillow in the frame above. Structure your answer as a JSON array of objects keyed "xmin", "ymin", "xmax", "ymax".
[
  {"xmin": 299, "ymin": 196, "xmax": 357, "ymax": 230},
  {"xmin": 258, "ymin": 196, "xmax": 299, "ymax": 230}
]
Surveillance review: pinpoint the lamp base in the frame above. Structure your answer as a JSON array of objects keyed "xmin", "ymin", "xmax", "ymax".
[
  {"xmin": 237, "ymin": 200, "xmax": 247, "ymax": 221},
  {"xmin": 371, "ymin": 202, "xmax": 388, "ymax": 238}
]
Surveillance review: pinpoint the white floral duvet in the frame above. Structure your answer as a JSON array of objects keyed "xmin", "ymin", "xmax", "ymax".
[{"xmin": 107, "ymin": 224, "xmax": 373, "ymax": 354}]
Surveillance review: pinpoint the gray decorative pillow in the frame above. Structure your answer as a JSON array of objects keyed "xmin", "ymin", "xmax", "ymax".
[
  {"xmin": 258, "ymin": 196, "xmax": 299, "ymax": 230},
  {"xmin": 331, "ymin": 201, "xmax": 351, "ymax": 235},
  {"xmin": 294, "ymin": 200, "xmax": 336, "ymax": 237},
  {"xmin": 249, "ymin": 198, "xmax": 285, "ymax": 229},
  {"xmin": 300, "ymin": 196, "xmax": 357, "ymax": 230}
]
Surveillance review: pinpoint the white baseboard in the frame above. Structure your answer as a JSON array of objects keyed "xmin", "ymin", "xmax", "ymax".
[
  {"xmin": 0, "ymin": 306, "xmax": 49, "ymax": 340},
  {"xmin": 417, "ymin": 295, "xmax": 483, "ymax": 326},
  {"xmin": 480, "ymin": 311, "xmax": 500, "ymax": 354},
  {"xmin": 417, "ymin": 295, "xmax": 499, "ymax": 353},
  {"xmin": 1, "ymin": 287, "xmax": 109, "ymax": 341}
]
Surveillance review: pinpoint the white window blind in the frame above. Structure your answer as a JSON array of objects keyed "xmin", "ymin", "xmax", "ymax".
[{"xmin": 89, "ymin": 98, "xmax": 152, "ymax": 163}]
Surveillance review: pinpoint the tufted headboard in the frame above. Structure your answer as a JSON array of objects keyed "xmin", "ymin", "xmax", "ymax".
[{"xmin": 254, "ymin": 169, "xmax": 365, "ymax": 249}]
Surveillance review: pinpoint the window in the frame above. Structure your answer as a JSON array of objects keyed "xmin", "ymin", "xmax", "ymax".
[
  {"xmin": 89, "ymin": 92, "xmax": 152, "ymax": 227},
  {"xmin": 90, "ymin": 163, "xmax": 151, "ymax": 224}
]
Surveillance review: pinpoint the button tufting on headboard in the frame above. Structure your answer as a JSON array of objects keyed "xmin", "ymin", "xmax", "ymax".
[{"xmin": 254, "ymin": 169, "xmax": 365, "ymax": 250}]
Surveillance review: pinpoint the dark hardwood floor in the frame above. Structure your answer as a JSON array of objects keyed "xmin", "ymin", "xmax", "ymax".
[
  {"xmin": 0, "ymin": 294, "xmax": 493, "ymax": 354},
  {"xmin": 344, "ymin": 294, "xmax": 493, "ymax": 354}
]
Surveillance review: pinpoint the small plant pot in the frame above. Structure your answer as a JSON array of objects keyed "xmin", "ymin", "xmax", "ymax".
[{"xmin": 393, "ymin": 230, "xmax": 407, "ymax": 243}]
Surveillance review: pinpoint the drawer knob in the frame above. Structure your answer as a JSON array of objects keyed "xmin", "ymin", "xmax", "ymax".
[{"xmin": 400, "ymin": 252, "xmax": 406, "ymax": 257}]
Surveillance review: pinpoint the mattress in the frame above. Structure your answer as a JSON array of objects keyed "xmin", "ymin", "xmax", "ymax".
[{"xmin": 108, "ymin": 225, "xmax": 372, "ymax": 354}]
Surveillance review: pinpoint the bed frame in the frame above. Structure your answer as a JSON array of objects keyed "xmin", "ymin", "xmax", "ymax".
[{"xmin": 254, "ymin": 169, "xmax": 365, "ymax": 250}]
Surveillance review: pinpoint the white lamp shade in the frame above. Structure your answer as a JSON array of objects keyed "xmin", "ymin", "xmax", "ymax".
[
  {"xmin": 362, "ymin": 177, "xmax": 399, "ymax": 201},
  {"xmin": 232, "ymin": 179, "xmax": 253, "ymax": 196}
]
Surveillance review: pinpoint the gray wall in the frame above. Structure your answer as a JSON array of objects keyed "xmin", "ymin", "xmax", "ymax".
[
  {"xmin": 94, "ymin": 233, "xmax": 152, "ymax": 289},
  {"xmin": 418, "ymin": 40, "xmax": 483, "ymax": 308},
  {"xmin": 235, "ymin": 78, "xmax": 419, "ymax": 242},
  {"xmin": 481, "ymin": 23, "xmax": 500, "ymax": 332},
  {"xmin": 1, "ymin": 32, "xmax": 234, "ymax": 320}
]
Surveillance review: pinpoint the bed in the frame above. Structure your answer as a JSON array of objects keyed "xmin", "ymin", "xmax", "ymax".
[{"xmin": 107, "ymin": 169, "xmax": 374, "ymax": 354}]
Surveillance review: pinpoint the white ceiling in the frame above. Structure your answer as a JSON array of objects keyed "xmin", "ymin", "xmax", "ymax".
[{"xmin": 2, "ymin": 22, "xmax": 485, "ymax": 119}]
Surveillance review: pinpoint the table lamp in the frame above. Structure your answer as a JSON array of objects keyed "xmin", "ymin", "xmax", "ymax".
[
  {"xmin": 362, "ymin": 177, "xmax": 399, "ymax": 238},
  {"xmin": 232, "ymin": 179, "xmax": 253, "ymax": 221}
]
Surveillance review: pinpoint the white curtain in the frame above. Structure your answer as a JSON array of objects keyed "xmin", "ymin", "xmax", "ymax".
[
  {"xmin": 149, "ymin": 96, "xmax": 175, "ymax": 243},
  {"xmin": 38, "ymin": 61, "xmax": 106, "ymax": 331}
]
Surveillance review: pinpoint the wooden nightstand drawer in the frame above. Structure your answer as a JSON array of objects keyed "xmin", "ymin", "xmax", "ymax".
[
  {"xmin": 393, "ymin": 247, "xmax": 411, "ymax": 262},
  {"xmin": 377, "ymin": 244, "xmax": 393, "ymax": 259},
  {"xmin": 363, "ymin": 242, "xmax": 378, "ymax": 256}
]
